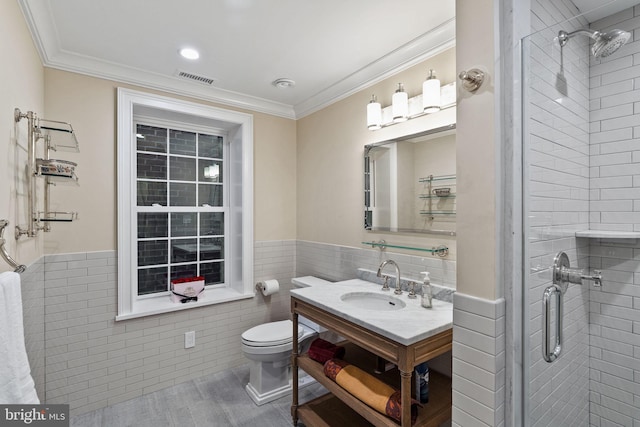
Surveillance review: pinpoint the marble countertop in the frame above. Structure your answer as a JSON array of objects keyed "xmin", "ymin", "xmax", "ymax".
[{"xmin": 290, "ymin": 279, "xmax": 453, "ymax": 346}]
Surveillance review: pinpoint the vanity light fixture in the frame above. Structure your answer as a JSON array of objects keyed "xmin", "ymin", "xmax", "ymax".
[
  {"xmin": 366, "ymin": 95, "xmax": 382, "ymax": 130},
  {"xmin": 392, "ymin": 83, "xmax": 409, "ymax": 123},
  {"xmin": 422, "ymin": 69, "xmax": 441, "ymax": 113},
  {"xmin": 365, "ymin": 80, "xmax": 456, "ymax": 131},
  {"xmin": 179, "ymin": 47, "xmax": 200, "ymax": 60}
]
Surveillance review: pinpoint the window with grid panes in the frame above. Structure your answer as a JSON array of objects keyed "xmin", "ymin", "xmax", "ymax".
[
  {"xmin": 135, "ymin": 123, "xmax": 227, "ymax": 296},
  {"xmin": 117, "ymin": 89, "xmax": 254, "ymax": 321}
]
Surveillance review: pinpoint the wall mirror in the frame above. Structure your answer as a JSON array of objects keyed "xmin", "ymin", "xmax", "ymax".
[{"xmin": 364, "ymin": 124, "xmax": 456, "ymax": 235}]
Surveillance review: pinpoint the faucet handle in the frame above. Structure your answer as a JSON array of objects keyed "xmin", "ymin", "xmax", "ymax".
[
  {"xmin": 407, "ymin": 281, "xmax": 417, "ymax": 299},
  {"xmin": 381, "ymin": 276, "xmax": 390, "ymax": 291}
]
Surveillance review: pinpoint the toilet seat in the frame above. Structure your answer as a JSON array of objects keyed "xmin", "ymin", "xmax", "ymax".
[{"xmin": 241, "ymin": 319, "xmax": 303, "ymax": 347}]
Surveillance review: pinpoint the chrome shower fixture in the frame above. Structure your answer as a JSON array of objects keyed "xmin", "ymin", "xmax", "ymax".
[{"xmin": 558, "ymin": 28, "xmax": 631, "ymax": 58}]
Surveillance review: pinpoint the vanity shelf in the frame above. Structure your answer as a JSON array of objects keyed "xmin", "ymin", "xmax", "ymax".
[
  {"xmin": 291, "ymin": 297, "xmax": 453, "ymax": 427},
  {"xmin": 296, "ymin": 344, "xmax": 452, "ymax": 427}
]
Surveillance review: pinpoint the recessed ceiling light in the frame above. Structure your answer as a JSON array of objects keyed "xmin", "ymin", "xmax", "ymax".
[
  {"xmin": 179, "ymin": 48, "xmax": 200, "ymax": 60},
  {"xmin": 272, "ymin": 78, "xmax": 296, "ymax": 89}
]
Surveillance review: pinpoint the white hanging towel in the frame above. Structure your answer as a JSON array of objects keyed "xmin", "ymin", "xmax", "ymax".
[{"xmin": 0, "ymin": 271, "xmax": 39, "ymax": 404}]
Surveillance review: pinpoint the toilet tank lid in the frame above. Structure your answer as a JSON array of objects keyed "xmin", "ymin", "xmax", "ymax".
[
  {"xmin": 292, "ymin": 276, "xmax": 332, "ymax": 288},
  {"xmin": 241, "ymin": 320, "xmax": 303, "ymax": 345}
]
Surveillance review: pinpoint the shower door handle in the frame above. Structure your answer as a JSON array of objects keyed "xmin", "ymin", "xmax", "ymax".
[{"xmin": 542, "ymin": 284, "xmax": 563, "ymax": 363}]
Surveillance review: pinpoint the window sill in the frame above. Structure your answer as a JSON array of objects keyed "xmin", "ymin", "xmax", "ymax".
[{"xmin": 115, "ymin": 287, "xmax": 254, "ymax": 321}]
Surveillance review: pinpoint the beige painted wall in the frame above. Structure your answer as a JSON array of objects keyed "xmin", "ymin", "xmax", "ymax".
[
  {"xmin": 456, "ymin": 0, "xmax": 497, "ymax": 300},
  {"xmin": 41, "ymin": 69, "xmax": 297, "ymax": 253},
  {"xmin": 0, "ymin": 0, "xmax": 44, "ymax": 271},
  {"xmin": 296, "ymin": 48, "xmax": 457, "ymax": 255}
]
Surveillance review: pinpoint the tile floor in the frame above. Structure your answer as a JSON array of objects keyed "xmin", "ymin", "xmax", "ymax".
[
  {"xmin": 70, "ymin": 366, "xmax": 326, "ymax": 427},
  {"xmin": 70, "ymin": 364, "xmax": 452, "ymax": 427}
]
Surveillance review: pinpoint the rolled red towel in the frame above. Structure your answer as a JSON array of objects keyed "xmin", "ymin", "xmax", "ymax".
[
  {"xmin": 323, "ymin": 358, "xmax": 420, "ymax": 425},
  {"xmin": 307, "ymin": 338, "xmax": 346, "ymax": 364}
]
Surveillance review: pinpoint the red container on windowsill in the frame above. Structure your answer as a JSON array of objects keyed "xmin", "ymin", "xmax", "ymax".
[{"xmin": 170, "ymin": 276, "xmax": 205, "ymax": 303}]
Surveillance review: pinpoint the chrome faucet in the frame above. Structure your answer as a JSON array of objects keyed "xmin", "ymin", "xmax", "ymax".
[{"xmin": 377, "ymin": 260, "xmax": 402, "ymax": 295}]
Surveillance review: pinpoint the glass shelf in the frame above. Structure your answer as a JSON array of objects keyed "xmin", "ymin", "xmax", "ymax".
[
  {"xmin": 36, "ymin": 159, "xmax": 79, "ymax": 185},
  {"xmin": 38, "ymin": 119, "xmax": 79, "ymax": 152},
  {"xmin": 361, "ymin": 240, "xmax": 449, "ymax": 256},
  {"xmin": 420, "ymin": 211, "xmax": 456, "ymax": 215},
  {"xmin": 41, "ymin": 173, "xmax": 79, "ymax": 185},
  {"xmin": 419, "ymin": 194, "xmax": 456, "ymax": 199},
  {"xmin": 37, "ymin": 211, "xmax": 78, "ymax": 222},
  {"xmin": 418, "ymin": 174, "xmax": 456, "ymax": 183}
]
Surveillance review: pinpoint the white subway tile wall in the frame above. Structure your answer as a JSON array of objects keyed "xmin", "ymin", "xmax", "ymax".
[
  {"xmin": 525, "ymin": 0, "xmax": 592, "ymax": 426},
  {"xmin": 590, "ymin": 6, "xmax": 640, "ymax": 233},
  {"xmin": 451, "ymin": 294, "xmax": 505, "ymax": 427},
  {"xmin": 295, "ymin": 240, "xmax": 457, "ymax": 288},
  {"xmin": 588, "ymin": 7, "xmax": 640, "ymax": 427}
]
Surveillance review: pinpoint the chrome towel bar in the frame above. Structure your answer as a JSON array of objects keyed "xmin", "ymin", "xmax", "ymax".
[{"xmin": 0, "ymin": 220, "xmax": 26, "ymax": 273}]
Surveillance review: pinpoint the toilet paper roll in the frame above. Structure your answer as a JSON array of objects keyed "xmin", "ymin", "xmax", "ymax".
[{"xmin": 257, "ymin": 279, "xmax": 280, "ymax": 296}]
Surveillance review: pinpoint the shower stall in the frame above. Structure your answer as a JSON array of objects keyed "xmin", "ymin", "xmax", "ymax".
[{"xmin": 520, "ymin": 1, "xmax": 640, "ymax": 425}]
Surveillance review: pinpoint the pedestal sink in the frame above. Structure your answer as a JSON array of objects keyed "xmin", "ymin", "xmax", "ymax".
[{"xmin": 340, "ymin": 291, "xmax": 406, "ymax": 311}]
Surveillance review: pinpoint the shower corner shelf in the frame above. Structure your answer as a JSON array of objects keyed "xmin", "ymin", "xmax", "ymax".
[
  {"xmin": 575, "ymin": 230, "xmax": 640, "ymax": 239},
  {"xmin": 14, "ymin": 108, "xmax": 80, "ymax": 239}
]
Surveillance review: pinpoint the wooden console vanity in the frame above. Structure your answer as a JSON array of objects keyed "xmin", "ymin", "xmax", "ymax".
[{"xmin": 290, "ymin": 283, "xmax": 453, "ymax": 427}]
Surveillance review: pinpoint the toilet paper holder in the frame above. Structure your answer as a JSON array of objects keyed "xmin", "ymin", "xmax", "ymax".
[{"xmin": 255, "ymin": 279, "xmax": 280, "ymax": 296}]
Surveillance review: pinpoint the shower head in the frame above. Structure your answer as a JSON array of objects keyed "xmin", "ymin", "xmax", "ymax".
[{"xmin": 558, "ymin": 28, "xmax": 631, "ymax": 58}]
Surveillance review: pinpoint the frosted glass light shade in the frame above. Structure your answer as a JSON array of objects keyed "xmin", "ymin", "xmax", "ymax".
[
  {"xmin": 423, "ymin": 70, "xmax": 441, "ymax": 113},
  {"xmin": 392, "ymin": 83, "xmax": 408, "ymax": 122},
  {"xmin": 367, "ymin": 95, "xmax": 382, "ymax": 130}
]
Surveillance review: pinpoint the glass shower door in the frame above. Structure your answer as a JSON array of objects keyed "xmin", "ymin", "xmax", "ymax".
[
  {"xmin": 521, "ymin": 2, "xmax": 640, "ymax": 426},
  {"xmin": 521, "ymin": 13, "xmax": 592, "ymax": 427}
]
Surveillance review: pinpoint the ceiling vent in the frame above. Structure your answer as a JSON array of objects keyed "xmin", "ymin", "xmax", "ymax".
[{"xmin": 175, "ymin": 70, "xmax": 216, "ymax": 85}]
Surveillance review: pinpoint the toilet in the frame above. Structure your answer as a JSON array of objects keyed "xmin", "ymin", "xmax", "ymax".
[{"xmin": 241, "ymin": 276, "xmax": 331, "ymax": 405}]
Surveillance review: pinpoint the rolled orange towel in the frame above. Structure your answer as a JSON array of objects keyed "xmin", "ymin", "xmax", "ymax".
[
  {"xmin": 307, "ymin": 338, "xmax": 346, "ymax": 364},
  {"xmin": 324, "ymin": 358, "xmax": 419, "ymax": 425}
]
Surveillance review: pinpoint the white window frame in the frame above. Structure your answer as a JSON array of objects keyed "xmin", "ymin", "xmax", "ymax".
[{"xmin": 116, "ymin": 88, "xmax": 254, "ymax": 321}]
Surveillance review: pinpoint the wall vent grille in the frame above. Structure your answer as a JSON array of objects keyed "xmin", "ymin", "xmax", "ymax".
[{"xmin": 176, "ymin": 70, "xmax": 215, "ymax": 85}]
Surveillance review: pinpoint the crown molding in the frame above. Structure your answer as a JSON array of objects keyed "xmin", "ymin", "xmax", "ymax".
[
  {"xmin": 45, "ymin": 49, "xmax": 297, "ymax": 119},
  {"xmin": 18, "ymin": 0, "xmax": 454, "ymax": 121},
  {"xmin": 293, "ymin": 18, "xmax": 456, "ymax": 119}
]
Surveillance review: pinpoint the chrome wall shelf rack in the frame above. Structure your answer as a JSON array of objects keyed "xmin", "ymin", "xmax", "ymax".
[{"xmin": 14, "ymin": 108, "xmax": 80, "ymax": 239}]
